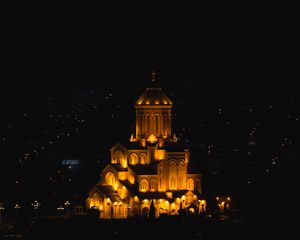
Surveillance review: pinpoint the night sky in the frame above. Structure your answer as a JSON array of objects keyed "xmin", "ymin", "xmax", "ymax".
[
  {"xmin": 1, "ymin": 1, "xmax": 299, "ymax": 95},
  {"xmin": 0, "ymin": 2, "xmax": 299, "ymax": 238}
]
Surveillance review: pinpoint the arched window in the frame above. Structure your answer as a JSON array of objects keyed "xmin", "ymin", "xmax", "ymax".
[
  {"xmin": 105, "ymin": 172, "xmax": 115, "ymax": 186},
  {"xmin": 140, "ymin": 153, "xmax": 147, "ymax": 164},
  {"xmin": 171, "ymin": 176, "xmax": 176, "ymax": 189},
  {"xmin": 149, "ymin": 179, "xmax": 158, "ymax": 191},
  {"xmin": 146, "ymin": 114, "xmax": 151, "ymax": 134},
  {"xmin": 169, "ymin": 161, "xmax": 177, "ymax": 190},
  {"xmin": 118, "ymin": 203, "xmax": 122, "ymax": 216},
  {"xmin": 93, "ymin": 193, "xmax": 100, "ymax": 207},
  {"xmin": 187, "ymin": 178, "xmax": 194, "ymax": 191},
  {"xmin": 178, "ymin": 160, "xmax": 185, "ymax": 189},
  {"xmin": 155, "ymin": 114, "xmax": 159, "ymax": 134},
  {"xmin": 139, "ymin": 179, "xmax": 149, "ymax": 192},
  {"xmin": 129, "ymin": 153, "xmax": 138, "ymax": 165},
  {"xmin": 115, "ymin": 150, "xmax": 127, "ymax": 168},
  {"xmin": 163, "ymin": 113, "xmax": 167, "ymax": 136},
  {"xmin": 138, "ymin": 113, "xmax": 143, "ymax": 136}
]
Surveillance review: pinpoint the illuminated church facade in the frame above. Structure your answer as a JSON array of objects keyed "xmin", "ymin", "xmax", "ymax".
[{"xmin": 86, "ymin": 72, "xmax": 206, "ymax": 218}]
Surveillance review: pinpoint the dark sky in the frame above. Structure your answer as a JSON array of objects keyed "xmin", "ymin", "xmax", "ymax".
[{"xmin": 1, "ymin": 1, "xmax": 299, "ymax": 95}]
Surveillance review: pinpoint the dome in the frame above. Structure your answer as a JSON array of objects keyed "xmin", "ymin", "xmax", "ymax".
[{"xmin": 135, "ymin": 87, "xmax": 172, "ymax": 106}]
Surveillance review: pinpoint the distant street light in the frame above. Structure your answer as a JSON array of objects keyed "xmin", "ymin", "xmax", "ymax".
[
  {"xmin": 57, "ymin": 206, "xmax": 64, "ymax": 216},
  {"xmin": 0, "ymin": 203, "xmax": 5, "ymax": 225},
  {"xmin": 31, "ymin": 201, "xmax": 41, "ymax": 219},
  {"xmin": 14, "ymin": 204, "xmax": 21, "ymax": 220},
  {"xmin": 216, "ymin": 196, "xmax": 231, "ymax": 214},
  {"xmin": 64, "ymin": 201, "xmax": 70, "ymax": 216}
]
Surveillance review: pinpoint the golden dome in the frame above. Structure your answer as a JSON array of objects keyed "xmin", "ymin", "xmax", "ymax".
[{"xmin": 135, "ymin": 87, "xmax": 172, "ymax": 106}]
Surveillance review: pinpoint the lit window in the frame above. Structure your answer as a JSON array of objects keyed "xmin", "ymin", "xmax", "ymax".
[
  {"xmin": 139, "ymin": 179, "xmax": 149, "ymax": 192},
  {"xmin": 187, "ymin": 178, "xmax": 194, "ymax": 191}
]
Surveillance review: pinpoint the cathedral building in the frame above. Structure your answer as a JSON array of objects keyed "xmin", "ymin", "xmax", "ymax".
[{"xmin": 86, "ymin": 71, "xmax": 206, "ymax": 218}]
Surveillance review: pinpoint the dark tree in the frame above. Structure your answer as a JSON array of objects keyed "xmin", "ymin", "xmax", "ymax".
[{"xmin": 149, "ymin": 200, "xmax": 155, "ymax": 219}]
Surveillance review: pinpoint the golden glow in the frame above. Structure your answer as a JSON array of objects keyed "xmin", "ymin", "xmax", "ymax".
[
  {"xmin": 120, "ymin": 186, "xmax": 126, "ymax": 199},
  {"xmin": 133, "ymin": 196, "xmax": 139, "ymax": 202},
  {"xmin": 227, "ymin": 197, "xmax": 231, "ymax": 201},
  {"xmin": 147, "ymin": 134, "xmax": 157, "ymax": 143},
  {"xmin": 166, "ymin": 192, "xmax": 173, "ymax": 199},
  {"xmin": 128, "ymin": 174, "xmax": 135, "ymax": 184},
  {"xmin": 187, "ymin": 178, "xmax": 194, "ymax": 190},
  {"xmin": 130, "ymin": 133, "xmax": 136, "ymax": 142},
  {"xmin": 155, "ymin": 150, "xmax": 166, "ymax": 160},
  {"xmin": 139, "ymin": 179, "xmax": 149, "ymax": 192},
  {"xmin": 129, "ymin": 153, "xmax": 138, "ymax": 165},
  {"xmin": 120, "ymin": 158, "xmax": 127, "ymax": 168},
  {"xmin": 216, "ymin": 197, "xmax": 219, "ymax": 200},
  {"xmin": 118, "ymin": 172, "xmax": 127, "ymax": 180},
  {"xmin": 105, "ymin": 172, "xmax": 116, "ymax": 186}
]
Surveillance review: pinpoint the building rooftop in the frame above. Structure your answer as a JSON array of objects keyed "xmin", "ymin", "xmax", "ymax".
[{"xmin": 135, "ymin": 87, "xmax": 172, "ymax": 106}]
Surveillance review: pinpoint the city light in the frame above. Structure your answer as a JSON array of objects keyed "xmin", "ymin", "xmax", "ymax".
[
  {"xmin": 31, "ymin": 200, "xmax": 41, "ymax": 210},
  {"xmin": 64, "ymin": 201, "xmax": 71, "ymax": 216},
  {"xmin": 14, "ymin": 204, "xmax": 21, "ymax": 209}
]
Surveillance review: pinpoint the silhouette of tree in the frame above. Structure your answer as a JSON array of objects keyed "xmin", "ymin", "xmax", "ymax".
[{"xmin": 149, "ymin": 200, "xmax": 155, "ymax": 219}]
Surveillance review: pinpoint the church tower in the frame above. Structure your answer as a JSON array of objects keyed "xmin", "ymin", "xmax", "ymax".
[{"xmin": 133, "ymin": 70, "xmax": 174, "ymax": 147}]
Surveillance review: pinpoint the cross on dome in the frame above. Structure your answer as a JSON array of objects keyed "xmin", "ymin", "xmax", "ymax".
[{"xmin": 151, "ymin": 69, "xmax": 157, "ymax": 82}]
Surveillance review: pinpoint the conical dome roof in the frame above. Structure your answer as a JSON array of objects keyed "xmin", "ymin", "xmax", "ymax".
[
  {"xmin": 135, "ymin": 70, "xmax": 172, "ymax": 106},
  {"xmin": 135, "ymin": 87, "xmax": 172, "ymax": 106}
]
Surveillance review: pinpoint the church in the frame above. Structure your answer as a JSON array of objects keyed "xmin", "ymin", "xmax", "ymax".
[{"xmin": 86, "ymin": 71, "xmax": 206, "ymax": 218}]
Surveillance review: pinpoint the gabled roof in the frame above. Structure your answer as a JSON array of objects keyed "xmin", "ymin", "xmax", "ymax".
[
  {"xmin": 119, "ymin": 179, "xmax": 139, "ymax": 194},
  {"xmin": 95, "ymin": 185, "xmax": 122, "ymax": 202}
]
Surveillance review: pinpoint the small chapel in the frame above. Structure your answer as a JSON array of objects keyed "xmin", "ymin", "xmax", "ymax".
[{"xmin": 86, "ymin": 71, "xmax": 206, "ymax": 218}]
